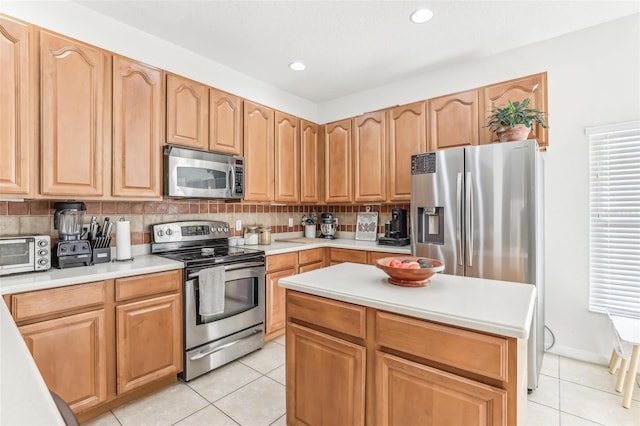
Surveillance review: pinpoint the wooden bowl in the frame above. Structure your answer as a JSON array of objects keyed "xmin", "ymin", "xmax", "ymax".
[{"xmin": 375, "ymin": 256, "xmax": 445, "ymax": 287}]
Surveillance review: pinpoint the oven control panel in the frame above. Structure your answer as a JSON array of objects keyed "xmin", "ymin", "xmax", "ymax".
[{"xmin": 153, "ymin": 220, "xmax": 230, "ymax": 243}]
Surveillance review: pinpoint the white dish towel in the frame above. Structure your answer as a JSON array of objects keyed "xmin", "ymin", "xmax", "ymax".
[{"xmin": 198, "ymin": 266, "xmax": 225, "ymax": 316}]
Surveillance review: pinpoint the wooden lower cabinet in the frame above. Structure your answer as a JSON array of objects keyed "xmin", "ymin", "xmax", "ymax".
[
  {"xmin": 376, "ymin": 351, "xmax": 506, "ymax": 426},
  {"xmin": 329, "ymin": 248, "xmax": 404, "ymax": 266},
  {"xmin": 19, "ymin": 309, "xmax": 107, "ymax": 413},
  {"xmin": 287, "ymin": 322, "xmax": 366, "ymax": 426},
  {"xmin": 265, "ymin": 252, "xmax": 298, "ymax": 339},
  {"xmin": 116, "ymin": 293, "xmax": 181, "ymax": 394}
]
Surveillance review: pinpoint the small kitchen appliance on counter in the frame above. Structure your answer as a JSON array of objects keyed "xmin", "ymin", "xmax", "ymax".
[
  {"xmin": 52, "ymin": 201, "xmax": 92, "ymax": 269},
  {"xmin": 318, "ymin": 213, "xmax": 337, "ymax": 239},
  {"xmin": 378, "ymin": 208, "xmax": 410, "ymax": 246}
]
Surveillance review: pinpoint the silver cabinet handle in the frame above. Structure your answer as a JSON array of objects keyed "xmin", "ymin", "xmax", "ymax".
[
  {"xmin": 189, "ymin": 330, "xmax": 263, "ymax": 361},
  {"xmin": 456, "ymin": 172, "xmax": 463, "ymax": 266}
]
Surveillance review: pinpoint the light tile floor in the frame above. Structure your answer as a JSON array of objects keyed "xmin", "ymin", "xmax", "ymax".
[{"xmin": 84, "ymin": 337, "xmax": 640, "ymax": 426}]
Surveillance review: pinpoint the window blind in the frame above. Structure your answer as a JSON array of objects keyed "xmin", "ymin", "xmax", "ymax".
[{"xmin": 588, "ymin": 121, "xmax": 640, "ymax": 316}]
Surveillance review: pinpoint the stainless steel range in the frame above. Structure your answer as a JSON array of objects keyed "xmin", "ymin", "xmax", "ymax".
[{"xmin": 151, "ymin": 220, "xmax": 265, "ymax": 381}]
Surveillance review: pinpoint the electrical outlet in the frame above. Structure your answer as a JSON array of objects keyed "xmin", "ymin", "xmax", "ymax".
[
  {"xmin": 288, "ymin": 217, "xmax": 294, "ymax": 227},
  {"xmin": 235, "ymin": 220, "xmax": 242, "ymax": 231}
]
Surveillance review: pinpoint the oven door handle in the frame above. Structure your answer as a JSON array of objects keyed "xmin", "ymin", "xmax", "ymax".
[
  {"xmin": 189, "ymin": 329, "xmax": 263, "ymax": 361},
  {"xmin": 188, "ymin": 261, "xmax": 265, "ymax": 279}
]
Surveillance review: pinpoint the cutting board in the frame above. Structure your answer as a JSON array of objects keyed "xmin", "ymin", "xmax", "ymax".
[{"xmin": 276, "ymin": 237, "xmax": 321, "ymax": 244}]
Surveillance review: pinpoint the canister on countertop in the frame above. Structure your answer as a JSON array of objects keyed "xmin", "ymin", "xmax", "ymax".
[
  {"xmin": 243, "ymin": 225, "xmax": 260, "ymax": 245},
  {"xmin": 258, "ymin": 226, "xmax": 271, "ymax": 245}
]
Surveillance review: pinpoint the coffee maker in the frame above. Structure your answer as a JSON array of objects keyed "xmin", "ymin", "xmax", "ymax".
[
  {"xmin": 53, "ymin": 201, "xmax": 92, "ymax": 268},
  {"xmin": 378, "ymin": 208, "xmax": 410, "ymax": 246},
  {"xmin": 319, "ymin": 213, "xmax": 337, "ymax": 239}
]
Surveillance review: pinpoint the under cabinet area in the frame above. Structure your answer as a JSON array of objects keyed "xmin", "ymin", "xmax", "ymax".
[
  {"xmin": 285, "ymin": 290, "xmax": 524, "ymax": 426},
  {"xmin": 5, "ymin": 269, "xmax": 183, "ymax": 422}
]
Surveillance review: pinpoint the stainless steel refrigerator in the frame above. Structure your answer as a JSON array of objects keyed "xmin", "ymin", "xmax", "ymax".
[{"xmin": 410, "ymin": 139, "xmax": 544, "ymax": 391}]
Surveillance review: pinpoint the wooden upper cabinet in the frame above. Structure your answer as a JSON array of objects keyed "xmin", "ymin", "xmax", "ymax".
[
  {"xmin": 209, "ymin": 88, "xmax": 243, "ymax": 155},
  {"xmin": 243, "ymin": 101, "xmax": 274, "ymax": 202},
  {"xmin": 274, "ymin": 111, "xmax": 300, "ymax": 203},
  {"xmin": 300, "ymin": 120, "xmax": 322, "ymax": 203},
  {"xmin": 40, "ymin": 30, "xmax": 111, "ymax": 197},
  {"xmin": 166, "ymin": 73, "xmax": 208, "ymax": 150},
  {"xmin": 482, "ymin": 72, "xmax": 548, "ymax": 149},
  {"xmin": 0, "ymin": 15, "xmax": 35, "ymax": 197},
  {"xmin": 353, "ymin": 111, "xmax": 386, "ymax": 202},
  {"xmin": 324, "ymin": 119, "xmax": 352, "ymax": 203},
  {"xmin": 387, "ymin": 102, "xmax": 427, "ymax": 202},
  {"xmin": 428, "ymin": 89, "xmax": 480, "ymax": 151},
  {"xmin": 112, "ymin": 56, "xmax": 163, "ymax": 198}
]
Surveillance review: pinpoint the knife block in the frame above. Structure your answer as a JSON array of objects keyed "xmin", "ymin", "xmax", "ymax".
[{"xmin": 91, "ymin": 238, "xmax": 111, "ymax": 264}]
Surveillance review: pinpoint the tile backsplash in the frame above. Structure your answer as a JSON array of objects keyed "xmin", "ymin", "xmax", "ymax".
[{"xmin": 0, "ymin": 200, "xmax": 410, "ymax": 246}]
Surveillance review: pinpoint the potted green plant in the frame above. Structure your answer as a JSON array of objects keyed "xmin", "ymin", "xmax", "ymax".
[{"xmin": 486, "ymin": 97, "xmax": 548, "ymax": 142}]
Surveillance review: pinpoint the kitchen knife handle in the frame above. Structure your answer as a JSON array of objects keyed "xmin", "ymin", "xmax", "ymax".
[
  {"xmin": 465, "ymin": 172, "xmax": 473, "ymax": 267},
  {"xmin": 456, "ymin": 172, "xmax": 463, "ymax": 266}
]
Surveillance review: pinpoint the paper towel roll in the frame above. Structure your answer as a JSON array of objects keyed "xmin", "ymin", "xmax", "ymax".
[{"xmin": 115, "ymin": 220, "xmax": 132, "ymax": 260}]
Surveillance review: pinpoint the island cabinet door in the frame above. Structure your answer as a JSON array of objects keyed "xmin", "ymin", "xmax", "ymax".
[
  {"xmin": 19, "ymin": 309, "xmax": 107, "ymax": 414},
  {"xmin": 375, "ymin": 351, "xmax": 507, "ymax": 426},
  {"xmin": 287, "ymin": 323, "xmax": 366, "ymax": 426}
]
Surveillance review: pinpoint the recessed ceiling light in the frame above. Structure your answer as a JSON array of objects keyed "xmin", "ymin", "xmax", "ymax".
[
  {"xmin": 410, "ymin": 8, "xmax": 434, "ymax": 24},
  {"xmin": 289, "ymin": 61, "xmax": 306, "ymax": 71}
]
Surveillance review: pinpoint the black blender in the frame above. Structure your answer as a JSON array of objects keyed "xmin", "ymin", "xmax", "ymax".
[{"xmin": 52, "ymin": 201, "xmax": 92, "ymax": 268}]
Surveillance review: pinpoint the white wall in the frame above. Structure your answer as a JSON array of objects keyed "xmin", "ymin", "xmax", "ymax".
[
  {"xmin": 1, "ymin": 1, "xmax": 319, "ymax": 122},
  {"xmin": 322, "ymin": 14, "xmax": 640, "ymax": 363},
  {"xmin": 3, "ymin": 0, "xmax": 639, "ymax": 362}
]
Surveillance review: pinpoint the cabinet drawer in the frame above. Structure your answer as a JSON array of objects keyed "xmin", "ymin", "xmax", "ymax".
[
  {"xmin": 298, "ymin": 248, "xmax": 323, "ymax": 265},
  {"xmin": 376, "ymin": 311, "xmax": 509, "ymax": 381},
  {"xmin": 267, "ymin": 252, "xmax": 298, "ymax": 272},
  {"xmin": 11, "ymin": 281, "xmax": 106, "ymax": 323},
  {"xmin": 330, "ymin": 248, "xmax": 367, "ymax": 264},
  {"xmin": 299, "ymin": 262, "xmax": 323, "ymax": 273},
  {"xmin": 115, "ymin": 270, "xmax": 181, "ymax": 302},
  {"xmin": 287, "ymin": 291, "xmax": 366, "ymax": 339},
  {"xmin": 368, "ymin": 251, "xmax": 401, "ymax": 265}
]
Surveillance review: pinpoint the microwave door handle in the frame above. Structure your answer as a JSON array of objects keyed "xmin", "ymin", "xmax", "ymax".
[{"xmin": 229, "ymin": 163, "xmax": 235, "ymax": 196}]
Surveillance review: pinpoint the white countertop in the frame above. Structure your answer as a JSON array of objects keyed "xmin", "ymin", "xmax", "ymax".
[
  {"xmin": 248, "ymin": 237, "xmax": 412, "ymax": 256},
  {"xmin": 279, "ymin": 262, "xmax": 536, "ymax": 339},
  {"xmin": 0, "ymin": 255, "xmax": 183, "ymax": 426}
]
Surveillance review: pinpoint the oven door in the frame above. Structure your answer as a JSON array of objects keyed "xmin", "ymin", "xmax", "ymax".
[{"xmin": 184, "ymin": 260, "xmax": 265, "ymax": 350}]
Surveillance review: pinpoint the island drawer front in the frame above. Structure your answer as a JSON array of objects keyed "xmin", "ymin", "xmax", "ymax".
[
  {"xmin": 298, "ymin": 248, "xmax": 324, "ymax": 265},
  {"xmin": 267, "ymin": 252, "xmax": 298, "ymax": 272},
  {"xmin": 375, "ymin": 311, "xmax": 509, "ymax": 381},
  {"xmin": 11, "ymin": 281, "xmax": 106, "ymax": 323},
  {"xmin": 330, "ymin": 248, "xmax": 368, "ymax": 264},
  {"xmin": 115, "ymin": 270, "xmax": 182, "ymax": 302},
  {"xmin": 287, "ymin": 291, "xmax": 366, "ymax": 339}
]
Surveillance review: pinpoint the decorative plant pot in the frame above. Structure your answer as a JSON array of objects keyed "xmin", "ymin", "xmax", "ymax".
[{"xmin": 495, "ymin": 124, "xmax": 531, "ymax": 142}]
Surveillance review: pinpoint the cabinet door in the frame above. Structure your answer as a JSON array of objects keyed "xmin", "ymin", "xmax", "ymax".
[
  {"xmin": 112, "ymin": 56, "xmax": 163, "ymax": 198},
  {"xmin": 274, "ymin": 111, "xmax": 300, "ymax": 203},
  {"xmin": 353, "ymin": 111, "xmax": 386, "ymax": 202},
  {"xmin": 116, "ymin": 293, "xmax": 182, "ymax": 394},
  {"xmin": 387, "ymin": 102, "xmax": 427, "ymax": 202},
  {"xmin": 482, "ymin": 73, "xmax": 548, "ymax": 149},
  {"xmin": 287, "ymin": 323, "xmax": 365, "ymax": 426},
  {"xmin": 40, "ymin": 30, "xmax": 110, "ymax": 196},
  {"xmin": 0, "ymin": 15, "xmax": 35, "ymax": 197},
  {"xmin": 266, "ymin": 267, "xmax": 296, "ymax": 335},
  {"xmin": 376, "ymin": 351, "xmax": 506, "ymax": 426},
  {"xmin": 300, "ymin": 120, "xmax": 322, "ymax": 203},
  {"xmin": 324, "ymin": 119, "xmax": 352, "ymax": 203},
  {"xmin": 428, "ymin": 89, "xmax": 480, "ymax": 151},
  {"xmin": 166, "ymin": 73, "xmax": 208, "ymax": 150},
  {"xmin": 19, "ymin": 310, "xmax": 107, "ymax": 413},
  {"xmin": 209, "ymin": 88, "xmax": 243, "ymax": 155},
  {"xmin": 243, "ymin": 101, "xmax": 274, "ymax": 201}
]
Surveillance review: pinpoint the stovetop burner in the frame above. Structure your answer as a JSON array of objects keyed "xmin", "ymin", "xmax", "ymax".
[{"xmin": 158, "ymin": 246, "xmax": 264, "ymax": 264}]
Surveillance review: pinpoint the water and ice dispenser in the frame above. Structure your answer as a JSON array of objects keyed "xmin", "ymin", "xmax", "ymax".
[{"xmin": 416, "ymin": 206, "xmax": 444, "ymax": 245}]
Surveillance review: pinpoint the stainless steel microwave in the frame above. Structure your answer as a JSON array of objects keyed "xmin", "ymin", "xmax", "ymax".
[
  {"xmin": 0, "ymin": 235, "xmax": 51, "ymax": 276},
  {"xmin": 164, "ymin": 145, "xmax": 244, "ymax": 199}
]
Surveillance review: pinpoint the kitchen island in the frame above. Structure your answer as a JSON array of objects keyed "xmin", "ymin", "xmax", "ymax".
[{"xmin": 279, "ymin": 262, "xmax": 536, "ymax": 426}]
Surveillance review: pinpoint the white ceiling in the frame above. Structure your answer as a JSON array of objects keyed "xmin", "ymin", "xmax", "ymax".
[{"xmin": 75, "ymin": 0, "xmax": 639, "ymax": 103}]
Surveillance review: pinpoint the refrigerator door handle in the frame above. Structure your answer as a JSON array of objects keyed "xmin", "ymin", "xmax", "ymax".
[
  {"xmin": 456, "ymin": 172, "xmax": 463, "ymax": 266},
  {"xmin": 465, "ymin": 172, "xmax": 473, "ymax": 267}
]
